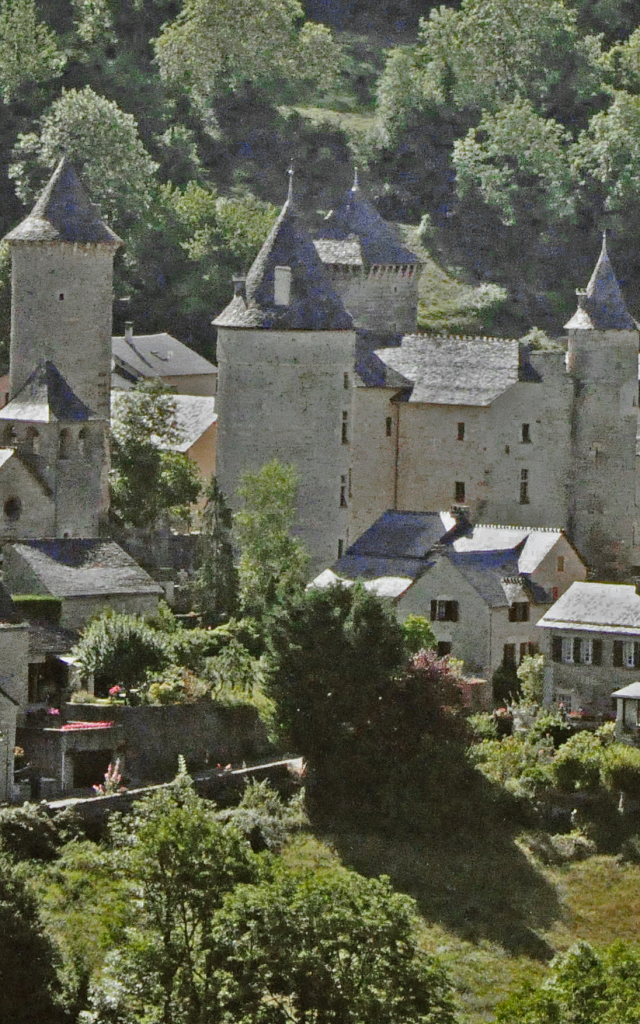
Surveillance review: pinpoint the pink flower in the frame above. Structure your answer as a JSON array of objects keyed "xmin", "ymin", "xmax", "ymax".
[{"xmin": 109, "ymin": 685, "xmax": 122, "ymax": 696}]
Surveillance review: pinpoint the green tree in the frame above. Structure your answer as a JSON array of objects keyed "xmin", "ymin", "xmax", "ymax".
[
  {"xmin": 234, "ymin": 459, "xmax": 309, "ymax": 616},
  {"xmin": 211, "ymin": 868, "xmax": 457, "ymax": 1024},
  {"xmin": 0, "ymin": 0, "xmax": 65, "ymax": 104},
  {"xmin": 0, "ymin": 852, "xmax": 63, "ymax": 1023},
  {"xmin": 402, "ymin": 613, "xmax": 437, "ymax": 655},
  {"xmin": 552, "ymin": 729, "xmax": 606, "ymax": 792},
  {"xmin": 496, "ymin": 940, "xmax": 640, "ymax": 1024},
  {"xmin": 516, "ymin": 653, "xmax": 545, "ymax": 705},
  {"xmin": 571, "ymin": 90, "xmax": 640, "ymax": 215},
  {"xmin": 601, "ymin": 743, "xmax": 640, "ymax": 805},
  {"xmin": 9, "ymin": 86, "xmax": 158, "ymax": 230},
  {"xmin": 71, "ymin": 611, "xmax": 172, "ymax": 700},
  {"xmin": 154, "ymin": 0, "xmax": 343, "ymax": 103},
  {"xmin": 110, "ymin": 379, "xmax": 202, "ymax": 530},
  {"xmin": 193, "ymin": 477, "xmax": 239, "ymax": 625}
]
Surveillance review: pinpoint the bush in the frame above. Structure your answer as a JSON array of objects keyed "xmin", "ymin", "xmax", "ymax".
[
  {"xmin": 11, "ymin": 594, "xmax": 62, "ymax": 623},
  {"xmin": 468, "ymin": 712, "xmax": 498, "ymax": 741},
  {"xmin": 492, "ymin": 661, "xmax": 520, "ymax": 704},
  {"xmin": 146, "ymin": 665, "xmax": 211, "ymax": 705},
  {"xmin": 71, "ymin": 611, "xmax": 172, "ymax": 701},
  {"xmin": 0, "ymin": 803, "xmax": 61, "ymax": 862},
  {"xmin": 551, "ymin": 730, "xmax": 605, "ymax": 792},
  {"xmin": 528, "ymin": 709, "xmax": 573, "ymax": 749},
  {"xmin": 218, "ymin": 779, "xmax": 307, "ymax": 852},
  {"xmin": 402, "ymin": 614, "xmax": 437, "ymax": 655},
  {"xmin": 601, "ymin": 743, "xmax": 640, "ymax": 801}
]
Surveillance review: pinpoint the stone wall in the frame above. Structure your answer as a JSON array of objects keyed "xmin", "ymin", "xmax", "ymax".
[
  {"xmin": 64, "ymin": 701, "xmax": 272, "ymax": 785},
  {"xmin": 327, "ymin": 265, "xmax": 420, "ymax": 336},
  {"xmin": 216, "ymin": 327, "xmax": 356, "ymax": 572},
  {"xmin": 349, "ymin": 387, "xmax": 398, "ymax": 540}
]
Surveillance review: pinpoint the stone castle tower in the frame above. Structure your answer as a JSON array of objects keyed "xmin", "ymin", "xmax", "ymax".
[
  {"xmin": 214, "ymin": 178, "xmax": 356, "ymax": 571},
  {"xmin": 0, "ymin": 156, "xmax": 122, "ymax": 539},
  {"xmin": 564, "ymin": 235, "xmax": 638, "ymax": 577},
  {"xmin": 313, "ymin": 171, "xmax": 422, "ymax": 344}
]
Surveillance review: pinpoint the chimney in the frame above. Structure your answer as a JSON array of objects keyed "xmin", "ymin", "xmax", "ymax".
[
  {"xmin": 274, "ymin": 266, "xmax": 292, "ymax": 306},
  {"xmin": 124, "ymin": 321, "xmax": 134, "ymax": 342},
  {"xmin": 232, "ymin": 276, "xmax": 246, "ymax": 299}
]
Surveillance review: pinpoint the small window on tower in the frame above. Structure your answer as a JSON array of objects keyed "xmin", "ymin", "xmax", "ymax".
[
  {"xmin": 341, "ymin": 411, "xmax": 349, "ymax": 445},
  {"xmin": 457, "ymin": 422, "xmax": 465, "ymax": 441},
  {"xmin": 340, "ymin": 475, "xmax": 348, "ymax": 507},
  {"xmin": 557, "ymin": 555, "xmax": 565, "ymax": 573},
  {"xmin": 386, "ymin": 417, "xmax": 393, "ymax": 437},
  {"xmin": 4, "ymin": 496, "xmax": 21, "ymax": 521},
  {"xmin": 455, "ymin": 481, "xmax": 465, "ymax": 502},
  {"xmin": 520, "ymin": 468, "xmax": 530, "ymax": 504},
  {"xmin": 59, "ymin": 293, "xmax": 64, "ymax": 301},
  {"xmin": 521, "ymin": 423, "xmax": 531, "ymax": 443},
  {"xmin": 338, "ymin": 539, "xmax": 344, "ymax": 558},
  {"xmin": 343, "ymin": 373, "xmax": 349, "ymax": 389}
]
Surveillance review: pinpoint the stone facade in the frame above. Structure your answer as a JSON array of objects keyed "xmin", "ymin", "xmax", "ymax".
[{"xmin": 323, "ymin": 263, "xmax": 421, "ymax": 336}]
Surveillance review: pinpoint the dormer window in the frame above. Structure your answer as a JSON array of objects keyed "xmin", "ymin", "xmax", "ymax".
[{"xmin": 274, "ymin": 266, "xmax": 292, "ymax": 306}]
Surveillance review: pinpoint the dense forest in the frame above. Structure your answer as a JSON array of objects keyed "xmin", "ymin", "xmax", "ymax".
[{"xmin": 1, "ymin": 0, "xmax": 640, "ymax": 369}]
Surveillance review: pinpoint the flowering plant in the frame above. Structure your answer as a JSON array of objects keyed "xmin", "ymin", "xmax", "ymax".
[
  {"xmin": 109, "ymin": 685, "xmax": 123, "ymax": 697},
  {"xmin": 93, "ymin": 758, "xmax": 126, "ymax": 796}
]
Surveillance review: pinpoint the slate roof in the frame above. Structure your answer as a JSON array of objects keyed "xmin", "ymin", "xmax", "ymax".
[
  {"xmin": 538, "ymin": 582, "xmax": 640, "ymax": 635},
  {"xmin": 0, "ymin": 362, "xmax": 95, "ymax": 422},
  {"xmin": 375, "ymin": 335, "xmax": 521, "ymax": 405},
  {"xmin": 112, "ymin": 333, "xmax": 216, "ymax": 380},
  {"xmin": 7, "ymin": 540, "xmax": 164, "ymax": 599},
  {"xmin": 28, "ymin": 621, "xmax": 79, "ymax": 660},
  {"xmin": 5, "ymin": 155, "xmax": 122, "ymax": 246},
  {"xmin": 0, "ymin": 446, "xmax": 53, "ymax": 497},
  {"xmin": 311, "ymin": 510, "xmax": 565, "ymax": 608},
  {"xmin": 213, "ymin": 190, "xmax": 353, "ymax": 331},
  {"xmin": 565, "ymin": 235, "xmax": 636, "ymax": 331},
  {"xmin": 111, "ymin": 393, "xmax": 216, "ymax": 451},
  {"xmin": 315, "ymin": 176, "xmax": 420, "ymax": 267}
]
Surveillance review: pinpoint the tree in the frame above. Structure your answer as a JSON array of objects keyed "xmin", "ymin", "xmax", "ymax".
[
  {"xmin": 516, "ymin": 653, "xmax": 545, "ymax": 705},
  {"xmin": 601, "ymin": 743, "xmax": 640, "ymax": 806},
  {"xmin": 110, "ymin": 379, "xmax": 202, "ymax": 530},
  {"xmin": 0, "ymin": 852, "xmax": 63, "ymax": 1023},
  {"xmin": 193, "ymin": 477, "xmax": 239, "ymax": 625},
  {"xmin": 211, "ymin": 868, "xmax": 457, "ymax": 1024},
  {"xmin": 233, "ymin": 459, "xmax": 309, "ymax": 616},
  {"xmin": 496, "ymin": 940, "xmax": 640, "ymax": 1024},
  {"xmin": 9, "ymin": 86, "xmax": 158, "ymax": 230},
  {"xmin": 402, "ymin": 613, "xmax": 437, "ymax": 655},
  {"xmin": 71, "ymin": 611, "xmax": 173, "ymax": 700},
  {"xmin": 0, "ymin": 0, "xmax": 65, "ymax": 104},
  {"xmin": 154, "ymin": 0, "xmax": 343, "ymax": 103}
]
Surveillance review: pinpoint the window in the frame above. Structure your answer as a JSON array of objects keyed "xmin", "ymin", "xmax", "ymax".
[
  {"xmin": 386, "ymin": 416, "xmax": 393, "ymax": 437},
  {"xmin": 24, "ymin": 426, "xmax": 39, "ymax": 454},
  {"xmin": 520, "ymin": 642, "xmax": 537, "ymax": 662},
  {"xmin": 557, "ymin": 555, "xmax": 565, "ymax": 573},
  {"xmin": 79, "ymin": 427, "xmax": 89, "ymax": 458},
  {"xmin": 341, "ymin": 411, "xmax": 349, "ymax": 445},
  {"xmin": 4, "ymin": 496, "xmax": 21, "ymax": 521},
  {"xmin": 582, "ymin": 638, "xmax": 593, "ymax": 665},
  {"xmin": 343, "ymin": 372, "xmax": 349, "ymax": 389},
  {"xmin": 3, "ymin": 424, "xmax": 16, "ymax": 446},
  {"xmin": 613, "ymin": 640, "xmax": 639, "ymax": 668},
  {"xmin": 624, "ymin": 641, "xmax": 637, "ymax": 669},
  {"xmin": 508, "ymin": 602, "xmax": 530, "ymax": 622},
  {"xmin": 503, "ymin": 643, "xmax": 516, "ymax": 667},
  {"xmin": 521, "ymin": 423, "xmax": 531, "ymax": 443},
  {"xmin": 455, "ymin": 481, "xmax": 465, "ymax": 502},
  {"xmin": 437, "ymin": 641, "xmax": 452, "ymax": 657},
  {"xmin": 340, "ymin": 476, "xmax": 347, "ymax": 507},
  {"xmin": 338, "ymin": 539, "xmax": 344, "ymax": 558},
  {"xmin": 58, "ymin": 292, "xmax": 64, "ymax": 301},
  {"xmin": 562, "ymin": 637, "xmax": 574, "ymax": 664},
  {"xmin": 457, "ymin": 422, "xmax": 465, "ymax": 441},
  {"xmin": 430, "ymin": 599, "xmax": 459, "ymax": 622},
  {"xmin": 520, "ymin": 468, "xmax": 530, "ymax": 504},
  {"xmin": 58, "ymin": 428, "xmax": 71, "ymax": 460},
  {"xmin": 348, "ymin": 468, "xmax": 352, "ymax": 499}
]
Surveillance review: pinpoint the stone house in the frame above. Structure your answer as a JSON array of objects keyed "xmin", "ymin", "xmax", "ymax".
[
  {"xmin": 4, "ymin": 539, "xmax": 163, "ymax": 632},
  {"xmin": 311, "ymin": 508, "xmax": 586, "ymax": 677},
  {"xmin": 537, "ymin": 581, "xmax": 640, "ymax": 713},
  {"xmin": 112, "ymin": 324, "xmax": 217, "ymax": 396}
]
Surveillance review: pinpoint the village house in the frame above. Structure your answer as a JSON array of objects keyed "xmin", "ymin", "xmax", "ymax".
[
  {"xmin": 312, "ymin": 507, "xmax": 586, "ymax": 677},
  {"xmin": 111, "ymin": 324, "xmax": 217, "ymax": 396},
  {"xmin": 537, "ymin": 581, "xmax": 640, "ymax": 714}
]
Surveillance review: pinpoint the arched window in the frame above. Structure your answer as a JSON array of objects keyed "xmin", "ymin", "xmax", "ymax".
[
  {"xmin": 58, "ymin": 428, "xmax": 71, "ymax": 460},
  {"xmin": 78, "ymin": 427, "xmax": 89, "ymax": 458},
  {"xmin": 4, "ymin": 496, "xmax": 21, "ymax": 521},
  {"xmin": 24, "ymin": 426, "xmax": 39, "ymax": 454}
]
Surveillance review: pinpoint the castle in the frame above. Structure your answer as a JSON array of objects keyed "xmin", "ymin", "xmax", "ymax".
[{"xmin": 215, "ymin": 173, "xmax": 640, "ymax": 580}]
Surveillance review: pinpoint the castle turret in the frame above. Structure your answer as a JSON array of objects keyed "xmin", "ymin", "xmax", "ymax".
[
  {"xmin": 214, "ymin": 176, "xmax": 356, "ymax": 570},
  {"xmin": 0, "ymin": 158, "xmax": 122, "ymax": 538},
  {"xmin": 314, "ymin": 170, "xmax": 422, "ymax": 342},
  {"xmin": 5, "ymin": 155, "xmax": 122, "ymax": 419},
  {"xmin": 565, "ymin": 235, "xmax": 639, "ymax": 576}
]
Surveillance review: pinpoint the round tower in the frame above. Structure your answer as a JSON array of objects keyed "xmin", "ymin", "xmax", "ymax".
[
  {"xmin": 5, "ymin": 156, "xmax": 122, "ymax": 420},
  {"xmin": 313, "ymin": 170, "xmax": 423, "ymax": 343},
  {"xmin": 213, "ymin": 176, "xmax": 356, "ymax": 572},
  {"xmin": 565, "ymin": 235, "xmax": 639, "ymax": 577}
]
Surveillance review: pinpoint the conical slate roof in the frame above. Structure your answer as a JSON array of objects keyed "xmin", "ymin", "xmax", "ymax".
[
  {"xmin": 5, "ymin": 155, "xmax": 122, "ymax": 245},
  {"xmin": 565, "ymin": 235, "xmax": 636, "ymax": 331},
  {"xmin": 214, "ymin": 186, "xmax": 353, "ymax": 331},
  {"xmin": 0, "ymin": 361, "xmax": 95, "ymax": 422},
  {"xmin": 314, "ymin": 171, "xmax": 420, "ymax": 267}
]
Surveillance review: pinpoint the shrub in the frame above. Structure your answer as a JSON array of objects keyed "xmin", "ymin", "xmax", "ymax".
[
  {"xmin": 528, "ymin": 709, "xmax": 573, "ymax": 749},
  {"xmin": 11, "ymin": 594, "xmax": 61, "ymax": 623},
  {"xmin": 218, "ymin": 779, "xmax": 307, "ymax": 852},
  {"xmin": 516, "ymin": 653, "xmax": 544, "ymax": 705},
  {"xmin": 551, "ymin": 730, "xmax": 605, "ymax": 792},
  {"xmin": 71, "ymin": 611, "xmax": 172, "ymax": 701},
  {"xmin": 468, "ymin": 712, "xmax": 498, "ymax": 741},
  {"xmin": 0, "ymin": 802, "xmax": 60, "ymax": 861},
  {"xmin": 146, "ymin": 665, "xmax": 211, "ymax": 705},
  {"xmin": 402, "ymin": 614, "xmax": 437, "ymax": 655},
  {"xmin": 492, "ymin": 661, "xmax": 520, "ymax": 704},
  {"xmin": 601, "ymin": 743, "xmax": 640, "ymax": 801}
]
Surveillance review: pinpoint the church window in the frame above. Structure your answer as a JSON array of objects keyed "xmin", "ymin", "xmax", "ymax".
[
  {"xmin": 274, "ymin": 266, "xmax": 291, "ymax": 305},
  {"xmin": 341, "ymin": 411, "xmax": 349, "ymax": 444},
  {"xmin": 386, "ymin": 417, "xmax": 393, "ymax": 437},
  {"xmin": 520, "ymin": 468, "xmax": 530, "ymax": 504},
  {"xmin": 58, "ymin": 428, "xmax": 71, "ymax": 460},
  {"xmin": 455, "ymin": 481, "xmax": 465, "ymax": 502},
  {"xmin": 4, "ymin": 496, "xmax": 21, "ymax": 521},
  {"xmin": 340, "ymin": 476, "xmax": 348, "ymax": 507},
  {"xmin": 24, "ymin": 426, "xmax": 39, "ymax": 454},
  {"xmin": 457, "ymin": 422, "xmax": 465, "ymax": 441},
  {"xmin": 79, "ymin": 427, "xmax": 89, "ymax": 458},
  {"xmin": 521, "ymin": 423, "xmax": 531, "ymax": 443}
]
